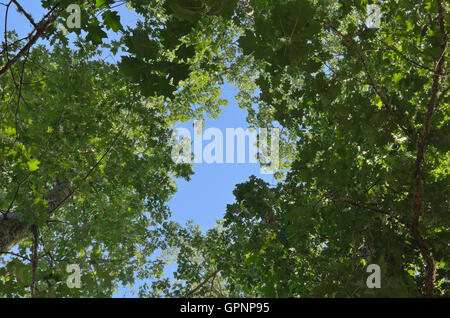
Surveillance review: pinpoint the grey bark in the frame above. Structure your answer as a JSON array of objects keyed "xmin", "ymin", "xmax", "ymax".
[
  {"xmin": 0, "ymin": 212, "xmax": 32, "ymax": 253},
  {"xmin": 0, "ymin": 178, "xmax": 72, "ymax": 253}
]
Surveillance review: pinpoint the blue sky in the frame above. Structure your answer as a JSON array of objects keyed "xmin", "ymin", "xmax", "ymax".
[
  {"xmin": 2, "ymin": 2, "xmax": 277, "ymax": 297},
  {"xmin": 169, "ymin": 82, "xmax": 277, "ymax": 231}
]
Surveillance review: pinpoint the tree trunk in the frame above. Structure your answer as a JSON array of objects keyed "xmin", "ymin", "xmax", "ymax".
[
  {"xmin": 0, "ymin": 178, "xmax": 72, "ymax": 253},
  {"xmin": 0, "ymin": 212, "xmax": 31, "ymax": 252}
]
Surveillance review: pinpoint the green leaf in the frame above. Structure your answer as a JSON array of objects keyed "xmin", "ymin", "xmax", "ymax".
[
  {"xmin": 86, "ymin": 19, "xmax": 107, "ymax": 45},
  {"xmin": 102, "ymin": 11, "xmax": 122, "ymax": 32},
  {"xmin": 27, "ymin": 159, "xmax": 40, "ymax": 171},
  {"xmin": 95, "ymin": 0, "xmax": 108, "ymax": 8}
]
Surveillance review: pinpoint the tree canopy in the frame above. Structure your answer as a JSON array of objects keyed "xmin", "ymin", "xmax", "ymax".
[{"xmin": 0, "ymin": 0, "xmax": 448, "ymax": 298}]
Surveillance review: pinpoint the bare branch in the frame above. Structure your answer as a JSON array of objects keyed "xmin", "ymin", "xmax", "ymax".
[
  {"xmin": 12, "ymin": 0, "xmax": 36, "ymax": 27},
  {"xmin": 0, "ymin": 250, "xmax": 31, "ymax": 262},
  {"xmin": 0, "ymin": 2, "xmax": 62, "ymax": 78}
]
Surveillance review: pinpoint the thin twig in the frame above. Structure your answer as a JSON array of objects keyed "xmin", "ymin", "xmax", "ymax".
[
  {"xmin": 184, "ymin": 270, "xmax": 220, "ymax": 298},
  {"xmin": 0, "ymin": 251, "xmax": 31, "ymax": 262},
  {"xmin": 12, "ymin": 0, "xmax": 36, "ymax": 27}
]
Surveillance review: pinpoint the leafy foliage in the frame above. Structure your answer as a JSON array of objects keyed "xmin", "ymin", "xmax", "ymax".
[
  {"xmin": 0, "ymin": 0, "xmax": 448, "ymax": 298},
  {"xmin": 148, "ymin": 0, "xmax": 449, "ymax": 298}
]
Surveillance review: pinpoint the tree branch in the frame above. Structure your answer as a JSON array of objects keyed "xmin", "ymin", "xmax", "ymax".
[
  {"xmin": 184, "ymin": 270, "xmax": 220, "ymax": 298},
  {"xmin": 30, "ymin": 224, "xmax": 38, "ymax": 298},
  {"xmin": 12, "ymin": 0, "xmax": 36, "ymax": 27},
  {"xmin": 0, "ymin": 2, "xmax": 62, "ymax": 78},
  {"xmin": 410, "ymin": 0, "xmax": 447, "ymax": 298},
  {"xmin": 382, "ymin": 44, "xmax": 448, "ymax": 76},
  {"xmin": 317, "ymin": 19, "xmax": 415, "ymax": 141},
  {"xmin": 47, "ymin": 122, "xmax": 127, "ymax": 215},
  {"xmin": 0, "ymin": 250, "xmax": 31, "ymax": 262}
]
